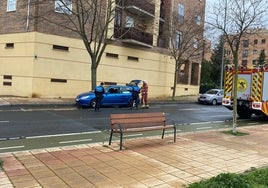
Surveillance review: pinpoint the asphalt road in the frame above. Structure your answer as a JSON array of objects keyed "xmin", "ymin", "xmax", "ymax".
[{"xmin": 0, "ymin": 103, "xmax": 267, "ymax": 153}]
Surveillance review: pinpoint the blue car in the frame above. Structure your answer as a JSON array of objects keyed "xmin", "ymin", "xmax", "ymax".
[{"xmin": 75, "ymin": 85, "xmax": 138, "ymax": 108}]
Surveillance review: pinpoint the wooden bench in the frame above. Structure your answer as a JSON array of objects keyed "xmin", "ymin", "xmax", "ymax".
[{"xmin": 109, "ymin": 112, "xmax": 176, "ymax": 150}]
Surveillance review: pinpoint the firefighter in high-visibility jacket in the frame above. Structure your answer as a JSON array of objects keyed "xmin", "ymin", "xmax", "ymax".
[{"xmin": 141, "ymin": 80, "xmax": 149, "ymax": 109}]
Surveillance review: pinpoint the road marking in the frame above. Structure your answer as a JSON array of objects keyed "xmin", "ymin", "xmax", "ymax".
[
  {"xmin": 190, "ymin": 122, "xmax": 211, "ymax": 125},
  {"xmin": 179, "ymin": 108, "xmax": 200, "ymax": 111},
  {"xmin": 248, "ymin": 122, "xmax": 259, "ymax": 125},
  {"xmin": 196, "ymin": 126, "xmax": 213, "ymax": 130},
  {"xmin": 59, "ymin": 139, "xmax": 93, "ymax": 144},
  {"xmin": 0, "ymin": 146, "xmax": 25, "ymax": 150},
  {"xmin": 124, "ymin": 133, "xmax": 143, "ymax": 137},
  {"xmin": 147, "ymin": 106, "xmax": 160, "ymax": 109},
  {"xmin": 26, "ymin": 131, "xmax": 101, "ymax": 139},
  {"xmin": 210, "ymin": 115, "xmax": 232, "ymax": 117},
  {"xmin": 9, "ymin": 137, "xmax": 24, "ymax": 140},
  {"xmin": 210, "ymin": 121, "xmax": 225, "ymax": 123},
  {"xmin": 165, "ymin": 130, "xmax": 175, "ymax": 134},
  {"xmin": 0, "ymin": 121, "xmax": 9, "ymax": 123}
]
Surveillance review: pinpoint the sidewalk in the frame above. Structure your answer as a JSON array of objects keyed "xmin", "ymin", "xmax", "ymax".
[
  {"xmin": 1, "ymin": 96, "xmax": 268, "ymax": 187},
  {"xmin": 0, "ymin": 95, "xmax": 198, "ymax": 107},
  {"xmin": 1, "ymin": 125, "xmax": 268, "ymax": 187}
]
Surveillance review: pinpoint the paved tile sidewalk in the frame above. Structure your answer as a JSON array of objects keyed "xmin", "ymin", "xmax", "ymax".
[{"xmin": 1, "ymin": 125, "xmax": 268, "ymax": 187}]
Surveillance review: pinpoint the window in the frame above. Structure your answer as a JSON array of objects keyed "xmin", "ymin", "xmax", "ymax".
[
  {"xmin": 3, "ymin": 82, "xmax": 12, "ymax": 86},
  {"xmin": 252, "ymin": 60, "xmax": 258, "ymax": 66},
  {"xmin": 193, "ymin": 38, "xmax": 198, "ymax": 48},
  {"xmin": 242, "ymin": 40, "xmax": 249, "ymax": 48},
  {"xmin": 51, "ymin": 78, "xmax": 67, "ymax": 83},
  {"xmin": 7, "ymin": 0, "xmax": 16, "ymax": 12},
  {"xmin": 196, "ymin": 15, "xmax": 201, "ymax": 25},
  {"xmin": 128, "ymin": 56, "xmax": 139, "ymax": 61},
  {"xmin": 242, "ymin": 50, "xmax": 248, "ymax": 57},
  {"xmin": 125, "ymin": 16, "xmax": 134, "ymax": 27},
  {"xmin": 55, "ymin": 0, "xmax": 72, "ymax": 14},
  {"xmin": 5, "ymin": 43, "xmax": 14, "ymax": 48},
  {"xmin": 254, "ymin": 39, "xmax": 258, "ymax": 45},
  {"xmin": 175, "ymin": 31, "xmax": 182, "ymax": 49},
  {"xmin": 3, "ymin": 75, "xmax": 12, "ymax": 79},
  {"xmin": 225, "ymin": 50, "xmax": 231, "ymax": 55},
  {"xmin": 178, "ymin": 3, "xmax": 184, "ymax": 23},
  {"xmin": 261, "ymin": 39, "xmax": 266, "ymax": 44},
  {"xmin": 242, "ymin": 60, "xmax": 248, "ymax": 67},
  {"xmin": 53, "ymin": 45, "xmax": 69, "ymax": 51},
  {"xmin": 106, "ymin": 53, "xmax": 118, "ymax": 58},
  {"xmin": 253, "ymin": 49, "xmax": 258, "ymax": 54},
  {"xmin": 115, "ymin": 9, "xmax": 121, "ymax": 27}
]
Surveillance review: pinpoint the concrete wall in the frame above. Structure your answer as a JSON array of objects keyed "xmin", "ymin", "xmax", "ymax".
[{"xmin": 0, "ymin": 32, "xmax": 199, "ymax": 98}]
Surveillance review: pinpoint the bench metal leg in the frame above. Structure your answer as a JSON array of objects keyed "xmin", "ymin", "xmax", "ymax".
[
  {"xmin": 173, "ymin": 126, "xmax": 176, "ymax": 142},
  {"xmin": 161, "ymin": 129, "xmax": 165, "ymax": 139},
  {"xmin": 109, "ymin": 130, "xmax": 113, "ymax": 145},
  {"xmin": 162, "ymin": 126, "xmax": 176, "ymax": 142},
  {"xmin": 119, "ymin": 132, "xmax": 123, "ymax": 150}
]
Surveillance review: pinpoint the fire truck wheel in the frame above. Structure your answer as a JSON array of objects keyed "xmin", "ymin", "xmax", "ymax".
[{"xmin": 237, "ymin": 109, "xmax": 252, "ymax": 119}]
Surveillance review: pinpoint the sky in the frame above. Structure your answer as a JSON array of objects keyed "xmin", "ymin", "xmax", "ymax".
[{"xmin": 204, "ymin": 0, "xmax": 268, "ymax": 47}]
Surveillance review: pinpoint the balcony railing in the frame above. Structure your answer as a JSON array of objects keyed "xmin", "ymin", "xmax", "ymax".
[
  {"xmin": 117, "ymin": 0, "xmax": 155, "ymax": 17},
  {"xmin": 114, "ymin": 27, "xmax": 153, "ymax": 47}
]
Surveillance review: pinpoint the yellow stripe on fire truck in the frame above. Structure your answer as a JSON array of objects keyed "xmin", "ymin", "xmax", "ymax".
[
  {"xmin": 251, "ymin": 71, "xmax": 263, "ymax": 101},
  {"xmin": 224, "ymin": 70, "xmax": 233, "ymax": 98}
]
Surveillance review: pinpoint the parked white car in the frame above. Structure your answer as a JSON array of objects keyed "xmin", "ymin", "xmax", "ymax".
[{"xmin": 198, "ymin": 89, "xmax": 223, "ymax": 105}]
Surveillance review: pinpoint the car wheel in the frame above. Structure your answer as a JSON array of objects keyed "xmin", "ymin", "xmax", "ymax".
[
  {"xmin": 89, "ymin": 98, "xmax": 96, "ymax": 108},
  {"xmin": 212, "ymin": 99, "xmax": 217, "ymax": 106}
]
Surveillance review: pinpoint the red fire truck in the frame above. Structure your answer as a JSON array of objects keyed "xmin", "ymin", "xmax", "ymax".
[{"xmin": 222, "ymin": 66, "xmax": 268, "ymax": 118}]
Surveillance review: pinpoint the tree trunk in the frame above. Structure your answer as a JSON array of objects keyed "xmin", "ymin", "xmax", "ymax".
[
  {"xmin": 91, "ymin": 56, "xmax": 97, "ymax": 91},
  {"xmin": 232, "ymin": 55, "xmax": 238, "ymax": 134},
  {"xmin": 172, "ymin": 60, "xmax": 179, "ymax": 100}
]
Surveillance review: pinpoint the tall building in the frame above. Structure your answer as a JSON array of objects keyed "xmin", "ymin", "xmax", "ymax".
[
  {"xmin": 224, "ymin": 28, "xmax": 268, "ymax": 68},
  {"xmin": 0, "ymin": 0, "xmax": 206, "ymax": 98}
]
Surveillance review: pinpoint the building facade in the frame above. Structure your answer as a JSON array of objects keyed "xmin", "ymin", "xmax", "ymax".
[
  {"xmin": 0, "ymin": 0, "xmax": 206, "ymax": 98},
  {"xmin": 224, "ymin": 28, "xmax": 268, "ymax": 68}
]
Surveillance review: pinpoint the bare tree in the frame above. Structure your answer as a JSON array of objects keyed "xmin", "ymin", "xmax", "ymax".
[
  {"xmin": 207, "ymin": 0, "xmax": 268, "ymax": 133},
  {"xmin": 167, "ymin": 6, "xmax": 205, "ymax": 100},
  {"xmin": 32, "ymin": 0, "xmax": 118, "ymax": 90}
]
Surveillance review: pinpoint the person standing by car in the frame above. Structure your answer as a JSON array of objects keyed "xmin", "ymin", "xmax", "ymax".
[
  {"xmin": 141, "ymin": 80, "xmax": 149, "ymax": 109},
  {"xmin": 94, "ymin": 82, "xmax": 104, "ymax": 111},
  {"xmin": 131, "ymin": 83, "xmax": 140, "ymax": 109}
]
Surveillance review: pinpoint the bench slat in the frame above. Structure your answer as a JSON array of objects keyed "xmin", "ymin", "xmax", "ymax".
[
  {"xmin": 111, "ymin": 116, "xmax": 165, "ymax": 125},
  {"xmin": 110, "ymin": 112, "xmax": 165, "ymax": 119},
  {"xmin": 112, "ymin": 123, "xmax": 165, "ymax": 129},
  {"xmin": 113, "ymin": 124, "xmax": 175, "ymax": 133}
]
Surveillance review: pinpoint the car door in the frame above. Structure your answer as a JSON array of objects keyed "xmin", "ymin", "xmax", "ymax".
[
  {"xmin": 118, "ymin": 86, "xmax": 132, "ymax": 105},
  {"xmin": 217, "ymin": 90, "xmax": 224, "ymax": 103},
  {"xmin": 101, "ymin": 86, "xmax": 121, "ymax": 106}
]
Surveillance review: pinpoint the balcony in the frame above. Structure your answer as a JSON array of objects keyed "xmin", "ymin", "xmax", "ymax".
[
  {"xmin": 114, "ymin": 27, "xmax": 153, "ymax": 48},
  {"xmin": 118, "ymin": 0, "xmax": 155, "ymax": 18}
]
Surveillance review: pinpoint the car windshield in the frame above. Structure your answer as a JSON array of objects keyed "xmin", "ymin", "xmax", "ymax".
[
  {"xmin": 206, "ymin": 90, "xmax": 218, "ymax": 95},
  {"xmin": 128, "ymin": 80, "xmax": 141, "ymax": 86}
]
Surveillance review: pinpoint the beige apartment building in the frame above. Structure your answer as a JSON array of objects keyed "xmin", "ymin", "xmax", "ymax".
[
  {"xmin": 224, "ymin": 28, "xmax": 268, "ymax": 68},
  {"xmin": 0, "ymin": 0, "xmax": 206, "ymax": 98}
]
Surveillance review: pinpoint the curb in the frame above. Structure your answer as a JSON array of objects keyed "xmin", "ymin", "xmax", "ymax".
[{"xmin": 0, "ymin": 96, "xmax": 198, "ymax": 108}]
